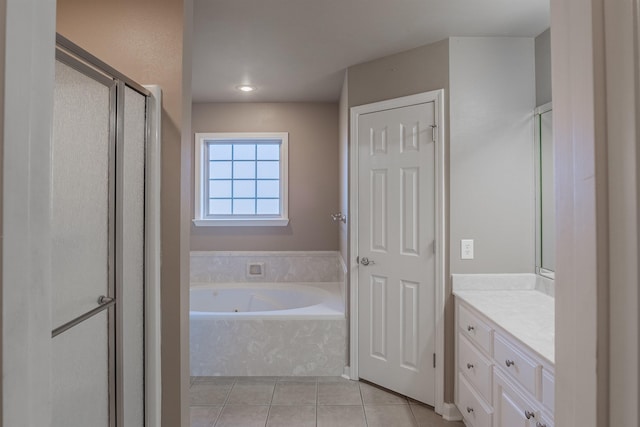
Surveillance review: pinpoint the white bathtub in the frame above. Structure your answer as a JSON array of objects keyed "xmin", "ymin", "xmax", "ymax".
[
  {"xmin": 190, "ymin": 282, "xmax": 344, "ymax": 319},
  {"xmin": 190, "ymin": 282, "xmax": 346, "ymax": 376}
]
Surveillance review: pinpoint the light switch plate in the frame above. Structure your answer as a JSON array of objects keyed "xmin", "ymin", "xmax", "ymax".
[{"xmin": 461, "ymin": 239, "xmax": 474, "ymax": 259}]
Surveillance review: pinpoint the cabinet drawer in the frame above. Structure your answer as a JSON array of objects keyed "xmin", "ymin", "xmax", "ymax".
[
  {"xmin": 458, "ymin": 373, "xmax": 492, "ymax": 427},
  {"xmin": 458, "ymin": 334, "xmax": 492, "ymax": 402},
  {"xmin": 494, "ymin": 333, "xmax": 540, "ymax": 396},
  {"xmin": 459, "ymin": 303, "xmax": 493, "ymax": 355},
  {"xmin": 541, "ymin": 369, "xmax": 554, "ymax": 413}
]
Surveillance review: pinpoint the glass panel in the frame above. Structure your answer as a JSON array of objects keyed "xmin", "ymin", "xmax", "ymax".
[
  {"xmin": 257, "ymin": 161, "xmax": 279, "ymax": 179},
  {"xmin": 209, "ymin": 180, "xmax": 232, "ymax": 198},
  {"xmin": 233, "ymin": 161, "xmax": 256, "ymax": 179},
  {"xmin": 52, "ymin": 311, "xmax": 109, "ymax": 427},
  {"xmin": 121, "ymin": 87, "xmax": 145, "ymax": 426},
  {"xmin": 257, "ymin": 144, "xmax": 280, "ymax": 160},
  {"xmin": 51, "ymin": 60, "xmax": 111, "ymax": 328},
  {"xmin": 257, "ymin": 180, "xmax": 280, "ymax": 198},
  {"xmin": 210, "ymin": 199, "xmax": 232, "ymax": 215},
  {"xmin": 233, "ymin": 144, "xmax": 256, "ymax": 160},
  {"xmin": 210, "ymin": 161, "xmax": 232, "ymax": 179},
  {"xmin": 257, "ymin": 199, "xmax": 280, "ymax": 215},
  {"xmin": 233, "ymin": 199, "xmax": 256, "ymax": 214},
  {"xmin": 233, "ymin": 180, "xmax": 256, "ymax": 198},
  {"xmin": 540, "ymin": 110, "xmax": 555, "ymax": 271},
  {"xmin": 209, "ymin": 143, "xmax": 232, "ymax": 160}
]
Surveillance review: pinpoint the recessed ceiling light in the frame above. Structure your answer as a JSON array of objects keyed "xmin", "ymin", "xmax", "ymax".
[{"xmin": 236, "ymin": 85, "xmax": 256, "ymax": 92}]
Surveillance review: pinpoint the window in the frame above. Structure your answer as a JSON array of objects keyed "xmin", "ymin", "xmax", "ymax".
[{"xmin": 194, "ymin": 132, "xmax": 289, "ymax": 226}]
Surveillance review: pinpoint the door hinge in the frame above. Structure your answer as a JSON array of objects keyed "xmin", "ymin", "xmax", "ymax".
[
  {"xmin": 431, "ymin": 125, "xmax": 437, "ymax": 142},
  {"xmin": 433, "ymin": 353, "xmax": 436, "ymax": 368},
  {"xmin": 356, "ymin": 256, "xmax": 359, "ymax": 265}
]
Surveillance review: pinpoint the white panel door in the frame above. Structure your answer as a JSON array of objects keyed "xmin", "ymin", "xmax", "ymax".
[{"xmin": 358, "ymin": 102, "xmax": 436, "ymax": 404}]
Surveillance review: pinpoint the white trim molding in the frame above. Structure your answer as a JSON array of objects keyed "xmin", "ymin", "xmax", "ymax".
[
  {"xmin": 441, "ymin": 403, "xmax": 463, "ymax": 421},
  {"xmin": 2, "ymin": 1, "xmax": 56, "ymax": 425},
  {"xmin": 348, "ymin": 90, "xmax": 447, "ymax": 414}
]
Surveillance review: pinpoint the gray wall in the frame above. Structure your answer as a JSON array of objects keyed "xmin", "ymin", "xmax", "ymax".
[
  {"xmin": 191, "ymin": 102, "xmax": 340, "ymax": 251},
  {"xmin": 449, "ymin": 37, "xmax": 536, "ymax": 274},
  {"xmin": 348, "ymin": 39, "xmax": 450, "ymax": 108},
  {"xmin": 535, "ymin": 28, "xmax": 552, "ymax": 106}
]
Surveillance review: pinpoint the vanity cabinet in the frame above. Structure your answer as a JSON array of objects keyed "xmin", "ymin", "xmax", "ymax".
[{"xmin": 455, "ymin": 298, "xmax": 554, "ymax": 427}]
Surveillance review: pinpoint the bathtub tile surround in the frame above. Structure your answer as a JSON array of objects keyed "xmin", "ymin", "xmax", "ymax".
[
  {"xmin": 189, "ymin": 377, "xmax": 466, "ymax": 427},
  {"xmin": 190, "ymin": 251, "xmax": 348, "ymax": 377},
  {"xmin": 190, "ymin": 317, "xmax": 346, "ymax": 376},
  {"xmin": 191, "ymin": 251, "xmax": 344, "ymax": 283}
]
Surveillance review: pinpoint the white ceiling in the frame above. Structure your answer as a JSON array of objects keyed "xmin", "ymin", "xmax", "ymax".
[{"xmin": 192, "ymin": 0, "xmax": 549, "ymax": 103}]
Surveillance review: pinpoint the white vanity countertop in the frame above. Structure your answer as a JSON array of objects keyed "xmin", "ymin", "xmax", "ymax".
[{"xmin": 453, "ymin": 274, "xmax": 555, "ymax": 365}]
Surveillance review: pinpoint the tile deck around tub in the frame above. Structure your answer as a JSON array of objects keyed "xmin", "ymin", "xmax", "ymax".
[{"xmin": 190, "ymin": 376, "xmax": 465, "ymax": 427}]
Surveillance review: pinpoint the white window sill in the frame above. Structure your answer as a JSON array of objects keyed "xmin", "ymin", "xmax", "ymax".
[{"xmin": 193, "ymin": 218, "xmax": 290, "ymax": 227}]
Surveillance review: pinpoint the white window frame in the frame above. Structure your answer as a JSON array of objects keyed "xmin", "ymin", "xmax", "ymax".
[{"xmin": 193, "ymin": 132, "xmax": 289, "ymax": 226}]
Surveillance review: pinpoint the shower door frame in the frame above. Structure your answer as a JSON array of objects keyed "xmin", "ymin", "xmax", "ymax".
[{"xmin": 51, "ymin": 34, "xmax": 163, "ymax": 427}]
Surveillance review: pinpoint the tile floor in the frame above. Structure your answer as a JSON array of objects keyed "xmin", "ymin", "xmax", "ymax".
[{"xmin": 190, "ymin": 376, "xmax": 466, "ymax": 427}]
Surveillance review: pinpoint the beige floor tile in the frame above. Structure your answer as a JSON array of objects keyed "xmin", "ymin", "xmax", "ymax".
[
  {"xmin": 214, "ymin": 405, "xmax": 269, "ymax": 427},
  {"xmin": 226, "ymin": 382, "xmax": 275, "ymax": 405},
  {"xmin": 316, "ymin": 376, "xmax": 352, "ymax": 383},
  {"xmin": 317, "ymin": 381, "xmax": 363, "ymax": 405},
  {"xmin": 190, "ymin": 406, "xmax": 222, "ymax": 427},
  {"xmin": 235, "ymin": 376, "xmax": 279, "ymax": 384},
  {"xmin": 272, "ymin": 382, "xmax": 317, "ymax": 405},
  {"xmin": 364, "ymin": 405, "xmax": 418, "ymax": 427},
  {"xmin": 410, "ymin": 403, "xmax": 467, "ymax": 426},
  {"xmin": 316, "ymin": 405, "xmax": 367, "ymax": 427},
  {"xmin": 190, "ymin": 383, "xmax": 233, "ymax": 405},
  {"xmin": 193, "ymin": 377, "xmax": 236, "ymax": 386},
  {"xmin": 266, "ymin": 405, "xmax": 316, "ymax": 427},
  {"xmin": 360, "ymin": 382, "xmax": 409, "ymax": 405},
  {"xmin": 277, "ymin": 376, "xmax": 317, "ymax": 383}
]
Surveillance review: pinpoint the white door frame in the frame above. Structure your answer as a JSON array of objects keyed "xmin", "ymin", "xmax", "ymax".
[{"xmin": 349, "ymin": 90, "xmax": 446, "ymax": 414}]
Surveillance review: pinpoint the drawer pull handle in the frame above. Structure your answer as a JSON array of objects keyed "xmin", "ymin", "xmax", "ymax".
[
  {"xmin": 525, "ymin": 410, "xmax": 535, "ymax": 419},
  {"xmin": 466, "ymin": 363, "xmax": 474, "ymax": 369},
  {"xmin": 466, "ymin": 407, "xmax": 474, "ymax": 413},
  {"xmin": 536, "ymin": 423, "xmax": 547, "ymax": 427},
  {"xmin": 467, "ymin": 325, "xmax": 475, "ymax": 332},
  {"xmin": 505, "ymin": 359, "xmax": 515, "ymax": 367}
]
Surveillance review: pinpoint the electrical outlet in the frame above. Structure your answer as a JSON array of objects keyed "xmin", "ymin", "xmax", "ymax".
[{"xmin": 461, "ymin": 239, "xmax": 474, "ymax": 260}]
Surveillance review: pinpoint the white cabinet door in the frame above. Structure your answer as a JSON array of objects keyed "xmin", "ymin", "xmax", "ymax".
[{"xmin": 493, "ymin": 370, "xmax": 539, "ymax": 427}]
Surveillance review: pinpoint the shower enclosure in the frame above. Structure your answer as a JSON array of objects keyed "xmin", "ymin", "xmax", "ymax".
[{"xmin": 51, "ymin": 35, "xmax": 161, "ymax": 427}]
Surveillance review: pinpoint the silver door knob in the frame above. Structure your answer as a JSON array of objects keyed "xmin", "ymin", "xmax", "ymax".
[{"xmin": 360, "ymin": 257, "xmax": 375, "ymax": 266}]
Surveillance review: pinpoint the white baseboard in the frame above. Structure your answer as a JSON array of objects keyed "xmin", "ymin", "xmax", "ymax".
[
  {"xmin": 342, "ymin": 366, "xmax": 352, "ymax": 380},
  {"xmin": 441, "ymin": 403, "xmax": 463, "ymax": 421}
]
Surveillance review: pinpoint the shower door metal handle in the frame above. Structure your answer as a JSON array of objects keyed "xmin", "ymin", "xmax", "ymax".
[
  {"xmin": 52, "ymin": 295, "xmax": 116, "ymax": 338},
  {"xmin": 97, "ymin": 295, "xmax": 114, "ymax": 304}
]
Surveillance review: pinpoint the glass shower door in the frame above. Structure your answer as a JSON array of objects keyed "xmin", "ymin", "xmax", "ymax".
[{"xmin": 51, "ymin": 57, "xmax": 115, "ymax": 427}]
